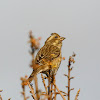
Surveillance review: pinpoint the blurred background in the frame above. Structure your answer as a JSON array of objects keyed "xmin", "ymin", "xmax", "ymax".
[{"xmin": 0, "ymin": 0, "xmax": 100, "ymax": 100}]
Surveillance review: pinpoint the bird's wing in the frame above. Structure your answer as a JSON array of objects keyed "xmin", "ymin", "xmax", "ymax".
[{"xmin": 35, "ymin": 44, "xmax": 60, "ymax": 65}]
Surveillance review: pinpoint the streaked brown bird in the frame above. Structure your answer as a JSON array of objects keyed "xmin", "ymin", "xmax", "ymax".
[{"xmin": 28, "ymin": 33, "xmax": 65, "ymax": 83}]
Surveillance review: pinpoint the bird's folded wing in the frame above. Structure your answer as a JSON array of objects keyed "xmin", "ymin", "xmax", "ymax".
[{"xmin": 35, "ymin": 44, "xmax": 60, "ymax": 64}]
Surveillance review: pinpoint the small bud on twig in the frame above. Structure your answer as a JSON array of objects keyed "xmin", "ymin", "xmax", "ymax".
[
  {"xmin": 70, "ymin": 88, "xmax": 74, "ymax": 91},
  {"xmin": 70, "ymin": 77, "xmax": 74, "ymax": 80},
  {"xmin": 64, "ymin": 74, "xmax": 69, "ymax": 78}
]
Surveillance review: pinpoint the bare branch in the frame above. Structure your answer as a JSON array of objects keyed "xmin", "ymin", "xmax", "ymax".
[
  {"xmin": 27, "ymin": 82, "xmax": 37, "ymax": 100},
  {"xmin": 53, "ymin": 83, "xmax": 66, "ymax": 100},
  {"xmin": 41, "ymin": 74, "xmax": 48, "ymax": 94},
  {"xmin": 75, "ymin": 89, "xmax": 80, "ymax": 100}
]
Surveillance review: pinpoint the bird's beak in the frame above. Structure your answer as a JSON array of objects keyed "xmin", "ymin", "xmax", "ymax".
[{"xmin": 60, "ymin": 37, "xmax": 66, "ymax": 41}]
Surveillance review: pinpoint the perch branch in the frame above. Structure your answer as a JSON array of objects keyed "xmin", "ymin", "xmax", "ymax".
[
  {"xmin": 27, "ymin": 82, "xmax": 37, "ymax": 100},
  {"xmin": 53, "ymin": 83, "xmax": 66, "ymax": 100},
  {"xmin": 41, "ymin": 74, "xmax": 48, "ymax": 94}
]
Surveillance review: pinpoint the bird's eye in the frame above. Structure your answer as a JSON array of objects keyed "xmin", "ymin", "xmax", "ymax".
[{"xmin": 55, "ymin": 36, "xmax": 58, "ymax": 38}]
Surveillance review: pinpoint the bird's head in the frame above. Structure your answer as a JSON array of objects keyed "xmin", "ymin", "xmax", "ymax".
[{"xmin": 45, "ymin": 33, "xmax": 65, "ymax": 48}]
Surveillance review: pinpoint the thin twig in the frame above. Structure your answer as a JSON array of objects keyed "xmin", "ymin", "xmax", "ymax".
[
  {"xmin": 27, "ymin": 82, "xmax": 37, "ymax": 100},
  {"xmin": 22, "ymin": 91, "xmax": 27, "ymax": 100},
  {"xmin": 53, "ymin": 83, "xmax": 66, "ymax": 100},
  {"xmin": 34, "ymin": 76, "xmax": 39, "ymax": 100},
  {"xmin": 22, "ymin": 86, "xmax": 27, "ymax": 100},
  {"xmin": 50, "ymin": 83, "xmax": 53, "ymax": 100},
  {"xmin": 48, "ymin": 70, "xmax": 51, "ymax": 100},
  {"xmin": 20, "ymin": 76, "xmax": 29, "ymax": 100},
  {"xmin": 67, "ymin": 54, "xmax": 76, "ymax": 100},
  {"xmin": 41, "ymin": 74, "xmax": 48, "ymax": 94},
  {"xmin": 53, "ymin": 76, "xmax": 56, "ymax": 100},
  {"xmin": 75, "ymin": 89, "xmax": 80, "ymax": 100},
  {"xmin": 60, "ymin": 91, "xmax": 68, "ymax": 96},
  {"xmin": 54, "ymin": 86, "xmax": 56, "ymax": 100},
  {"xmin": 0, "ymin": 95, "xmax": 2, "ymax": 100},
  {"xmin": 68, "ymin": 59, "xmax": 71, "ymax": 100},
  {"xmin": 0, "ymin": 90, "xmax": 2, "ymax": 100}
]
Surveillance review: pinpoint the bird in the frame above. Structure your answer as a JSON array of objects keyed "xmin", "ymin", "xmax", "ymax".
[{"xmin": 28, "ymin": 33, "xmax": 65, "ymax": 83}]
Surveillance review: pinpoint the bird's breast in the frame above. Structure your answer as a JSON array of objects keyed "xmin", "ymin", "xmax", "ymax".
[{"xmin": 51, "ymin": 55, "xmax": 62, "ymax": 69}]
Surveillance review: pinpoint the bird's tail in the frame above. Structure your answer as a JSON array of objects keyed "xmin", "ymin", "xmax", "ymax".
[
  {"xmin": 28, "ymin": 64, "xmax": 49, "ymax": 83},
  {"xmin": 28, "ymin": 70, "xmax": 36, "ymax": 83},
  {"xmin": 28, "ymin": 66, "xmax": 43, "ymax": 83}
]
